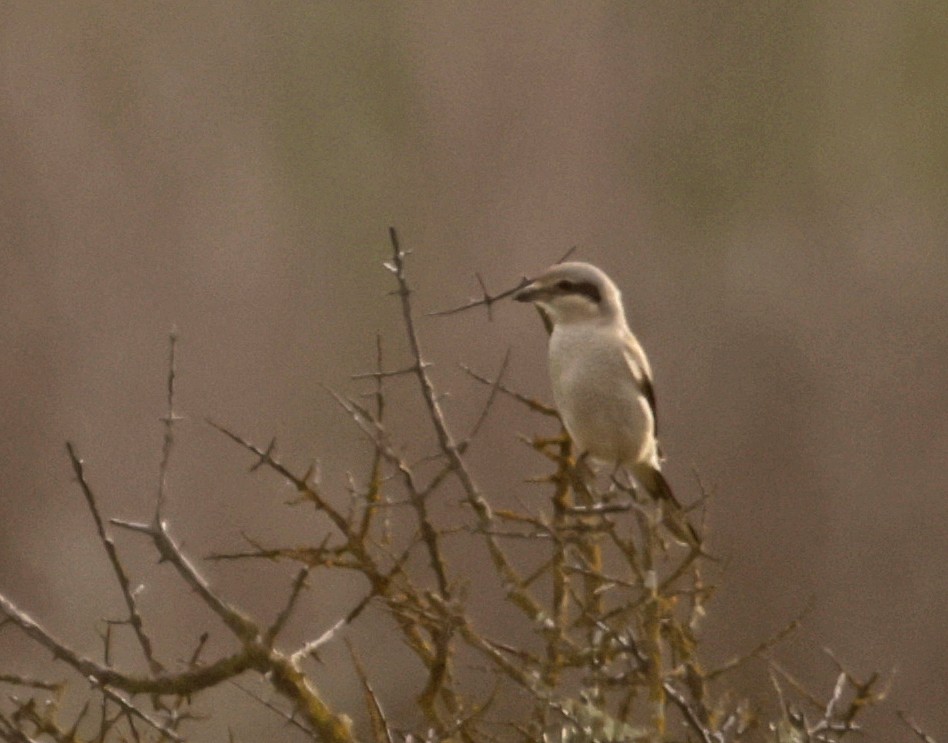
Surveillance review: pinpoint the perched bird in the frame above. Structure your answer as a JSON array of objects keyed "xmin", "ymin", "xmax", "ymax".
[{"xmin": 514, "ymin": 261, "xmax": 698, "ymax": 544}]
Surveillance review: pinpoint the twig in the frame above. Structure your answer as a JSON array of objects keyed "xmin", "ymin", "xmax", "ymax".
[
  {"xmin": 94, "ymin": 685, "xmax": 184, "ymax": 743},
  {"xmin": 207, "ymin": 420, "xmax": 350, "ymax": 538},
  {"xmin": 661, "ymin": 681, "xmax": 718, "ymax": 743},
  {"xmin": 348, "ymin": 641, "xmax": 395, "ymax": 743},
  {"xmin": 707, "ymin": 600, "xmax": 811, "ymax": 680},
  {"xmin": 102, "ymin": 516, "xmax": 357, "ymax": 739},
  {"xmin": 769, "ymin": 658, "xmax": 824, "ymax": 710},
  {"xmin": 99, "ymin": 622, "xmax": 113, "ymax": 740},
  {"xmin": 822, "ymin": 672, "xmax": 847, "ymax": 726},
  {"xmin": 328, "ymin": 390, "xmax": 450, "ymax": 596},
  {"xmin": 265, "ymin": 566, "xmax": 312, "ymax": 646},
  {"xmin": 463, "ymin": 348, "xmax": 511, "ymax": 444},
  {"xmin": 110, "ymin": 518, "xmax": 259, "ymax": 642},
  {"xmin": 290, "ymin": 543, "xmax": 414, "ymax": 668},
  {"xmin": 822, "ymin": 646, "xmax": 888, "ymax": 731},
  {"xmin": 0, "ymin": 675, "xmax": 62, "ymax": 692},
  {"xmin": 228, "ymin": 679, "xmax": 312, "ymax": 736},
  {"xmin": 427, "ymin": 274, "xmax": 532, "ymax": 319},
  {"xmin": 66, "ymin": 443, "xmax": 162, "ymax": 674},
  {"xmin": 897, "ymin": 710, "xmax": 937, "ymax": 743},
  {"xmin": 386, "ymin": 227, "xmax": 542, "ymax": 622},
  {"xmin": 427, "ymin": 245, "xmax": 577, "ymax": 318},
  {"xmin": 357, "ymin": 333, "xmax": 387, "ymax": 542},
  {"xmin": 0, "ymin": 589, "xmax": 256, "ymax": 695},
  {"xmin": 460, "ymin": 364, "xmax": 558, "ymax": 417},
  {"xmin": 155, "ymin": 331, "xmax": 182, "ymax": 520},
  {"xmin": 351, "ymin": 363, "xmax": 430, "ymax": 381},
  {"xmin": 768, "ymin": 666, "xmax": 790, "ymax": 716}
]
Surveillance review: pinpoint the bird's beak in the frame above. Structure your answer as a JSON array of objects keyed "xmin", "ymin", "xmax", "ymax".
[{"xmin": 513, "ymin": 282, "xmax": 544, "ymax": 303}]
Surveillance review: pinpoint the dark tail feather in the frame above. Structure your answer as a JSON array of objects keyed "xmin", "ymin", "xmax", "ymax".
[
  {"xmin": 635, "ymin": 463, "xmax": 684, "ymax": 508},
  {"xmin": 637, "ymin": 464, "xmax": 702, "ymax": 549}
]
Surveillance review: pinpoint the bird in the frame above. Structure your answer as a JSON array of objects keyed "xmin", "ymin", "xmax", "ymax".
[{"xmin": 513, "ymin": 261, "xmax": 699, "ymax": 546}]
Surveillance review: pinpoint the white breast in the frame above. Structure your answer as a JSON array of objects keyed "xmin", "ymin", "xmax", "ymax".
[{"xmin": 548, "ymin": 324, "xmax": 655, "ymax": 467}]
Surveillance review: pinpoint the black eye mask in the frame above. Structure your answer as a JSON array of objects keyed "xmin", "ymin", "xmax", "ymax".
[{"xmin": 556, "ymin": 280, "xmax": 601, "ymax": 304}]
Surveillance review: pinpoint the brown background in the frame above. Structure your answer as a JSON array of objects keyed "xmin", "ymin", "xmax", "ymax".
[{"xmin": 1, "ymin": 3, "xmax": 946, "ymax": 741}]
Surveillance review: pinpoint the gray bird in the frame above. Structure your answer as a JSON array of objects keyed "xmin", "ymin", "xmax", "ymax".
[{"xmin": 514, "ymin": 261, "xmax": 698, "ymax": 544}]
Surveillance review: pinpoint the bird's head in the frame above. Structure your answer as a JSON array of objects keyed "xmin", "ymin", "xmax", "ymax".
[{"xmin": 513, "ymin": 262, "xmax": 624, "ymax": 327}]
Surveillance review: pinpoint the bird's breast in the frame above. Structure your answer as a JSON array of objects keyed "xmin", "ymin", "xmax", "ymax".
[{"xmin": 548, "ymin": 326, "xmax": 653, "ymax": 465}]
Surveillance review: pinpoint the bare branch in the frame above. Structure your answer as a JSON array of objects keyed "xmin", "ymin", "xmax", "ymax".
[
  {"xmin": 351, "ymin": 363, "xmax": 431, "ymax": 381},
  {"xmin": 463, "ymin": 348, "xmax": 511, "ymax": 444},
  {"xmin": 265, "ymin": 566, "xmax": 312, "ymax": 646},
  {"xmin": 661, "ymin": 681, "xmax": 717, "ymax": 743},
  {"xmin": 65, "ymin": 443, "xmax": 162, "ymax": 674},
  {"xmin": 290, "ymin": 542, "xmax": 414, "ymax": 668},
  {"xmin": 207, "ymin": 419, "xmax": 351, "ymax": 538},
  {"xmin": 707, "ymin": 600, "xmax": 811, "ymax": 680},
  {"xmin": 329, "ymin": 389, "xmax": 450, "ymax": 595},
  {"xmin": 357, "ymin": 333, "xmax": 387, "ymax": 542},
  {"xmin": 460, "ymin": 363, "xmax": 558, "ymax": 417},
  {"xmin": 348, "ymin": 642, "xmax": 395, "ymax": 743},
  {"xmin": 155, "ymin": 331, "xmax": 183, "ymax": 520},
  {"xmin": 3, "ymin": 236, "xmax": 903, "ymax": 743},
  {"xmin": 228, "ymin": 679, "xmax": 313, "ymax": 737},
  {"xmin": 386, "ymin": 227, "xmax": 543, "ymax": 621},
  {"xmin": 427, "ymin": 244, "xmax": 577, "ymax": 318},
  {"xmin": 111, "ymin": 518, "xmax": 259, "ymax": 643},
  {"xmin": 427, "ymin": 275, "xmax": 532, "ymax": 319},
  {"xmin": 897, "ymin": 710, "xmax": 937, "ymax": 743},
  {"xmin": 94, "ymin": 685, "xmax": 184, "ymax": 743},
  {"xmin": 552, "ymin": 245, "xmax": 579, "ymax": 264},
  {"xmin": 769, "ymin": 658, "xmax": 825, "ymax": 711},
  {"xmin": 0, "ymin": 675, "xmax": 62, "ymax": 693},
  {"xmin": 821, "ymin": 646, "xmax": 889, "ymax": 732},
  {"xmin": 0, "ymin": 590, "xmax": 256, "ymax": 695}
]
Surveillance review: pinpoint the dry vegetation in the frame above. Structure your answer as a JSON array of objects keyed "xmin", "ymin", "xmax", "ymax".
[{"xmin": 0, "ymin": 231, "xmax": 923, "ymax": 743}]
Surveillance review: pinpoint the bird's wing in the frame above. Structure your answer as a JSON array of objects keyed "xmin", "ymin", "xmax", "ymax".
[{"xmin": 622, "ymin": 333, "xmax": 658, "ymax": 438}]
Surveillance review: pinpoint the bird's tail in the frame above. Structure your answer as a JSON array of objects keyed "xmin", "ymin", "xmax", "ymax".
[
  {"xmin": 634, "ymin": 464, "xmax": 702, "ymax": 549},
  {"xmin": 637, "ymin": 464, "xmax": 682, "ymax": 508}
]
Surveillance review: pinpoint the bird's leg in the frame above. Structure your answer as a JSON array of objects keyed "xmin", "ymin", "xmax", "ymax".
[
  {"xmin": 608, "ymin": 467, "xmax": 646, "ymax": 507},
  {"xmin": 568, "ymin": 451, "xmax": 598, "ymax": 506}
]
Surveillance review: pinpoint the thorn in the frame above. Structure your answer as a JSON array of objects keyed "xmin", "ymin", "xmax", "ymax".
[{"xmin": 250, "ymin": 438, "xmax": 277, "ymax": 472}]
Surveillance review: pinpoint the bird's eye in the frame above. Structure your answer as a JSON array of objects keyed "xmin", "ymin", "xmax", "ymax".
[{"xmin": 556, "ymin": 280, "xmax": 574, "ymax": 291}]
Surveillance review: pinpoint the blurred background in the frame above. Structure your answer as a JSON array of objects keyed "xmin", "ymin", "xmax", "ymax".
[{"xmin": 1, "ymin": 3, "xmax": 945, "ymax": 740}]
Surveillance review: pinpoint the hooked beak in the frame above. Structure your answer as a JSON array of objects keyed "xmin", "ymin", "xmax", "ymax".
[{"xmin": 513, "ymin": 282, "xmax": 545, "ymax": 303}]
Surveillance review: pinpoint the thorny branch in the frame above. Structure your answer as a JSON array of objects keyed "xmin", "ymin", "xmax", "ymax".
[
  {"xmin": 898, "ymin": 710, "xmax": 937, "ymax": 743},
  {"xmin": 428, "ymin": 244, "xmax": 577, "ymax": 319},
  {"xmin": 1, "ymin": 336, "xmax": 356, "ymax": 743},
  {"xmin": 155, "ymin": 329, "xmax": 181, "ymax": 519},
  {"xmin": 0, "ymin": 230, "xmax": 910, "ymax": 743},
  {"xmin": 66, "ymin": 441, "xmax": 162, "ymax": 674},
  {"xmin": 387, "ymin": 227, "xmax": 545, "ymax": 625}
]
